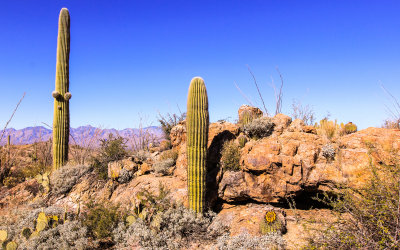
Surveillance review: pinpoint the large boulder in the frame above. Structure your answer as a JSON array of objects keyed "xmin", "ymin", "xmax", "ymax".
[
  {"xmin": 212, "ymin": 203, "xmax": 286, "ymax": 236},
  {"xmin": 271, "ymin": 113, "xmax": 292, "ymax": 135},
  {"xmin": 238, "ymin": 105, "xmax": 263, "ymax": 123}
]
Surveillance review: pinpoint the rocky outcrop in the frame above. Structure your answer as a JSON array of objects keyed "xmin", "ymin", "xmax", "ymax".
[
  {"xmin": 218, "ymin": 126, "xmax": 400, "ymax": 204},
  {"xmin": 171, "ymin": 112, "xmax": 400, "ymax": 205},
  {"xmin": 238, "ymin": 105, "xmax": 263, "ymax": 123},
  {"xmin": 32, "ymin": 113, "xmax": 399, "ymax": 213}
]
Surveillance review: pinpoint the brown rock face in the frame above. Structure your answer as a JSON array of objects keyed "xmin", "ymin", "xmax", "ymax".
[
  {"xmin": 170, "ymin": 109, "xmax": 400, "ymax": 207},
  {"xmin": 287, "ymin": 119, "xmax": 305, "ymax": 132},
  {"xmin": 218, "ymin": 127, "xmax": 400, "ymax": 204},
  {"xmin": 271, "ymin": 114, "xmax": 292, "ymax": 135},
  {"xmin": 110, "ymin": 174, "xmax": 187, "ymax": 210},
  {"xmin": 0, "ymin": 179, "xmax": 40, "ymax": 208},
  {"xmin": 170, "ymin": 121, "xmax": 186, "ymax": 148},
  {"xmin": 238, "ymin": 105, "xmax": 263, "ymax": 123},
  {"xmin": 212, "ymin": 203, "xmax": 286, "ymax": 236}
]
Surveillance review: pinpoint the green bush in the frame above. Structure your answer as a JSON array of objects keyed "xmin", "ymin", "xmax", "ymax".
[
  {"xmin": 83, "ymin": 202, "xmax": 121, "ymax": 239},
  {"xmin": 91, "ymin": 134, "xmax": 128, "ymax": 179},
  {"xmin": 220, "ymin": 140, "xmax": 241, "ymax": 171}
]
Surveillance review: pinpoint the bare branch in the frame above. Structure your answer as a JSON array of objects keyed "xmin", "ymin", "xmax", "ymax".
[
  {"xmin": 275, "ymin": 67, "xmax": 284, "ymax": 115},
  {"xmin": 247, "ymin": 65, "xmax": 268, "ymax": 116},
  {"xmin": 0, "ymin": 92, "xmax": 26, "ymax": 143},
  {"xmin": 380, "ymin": 82, "xmax": 400, "ymax": 127},
  {"xmin": 41, "ymin": 122, "xmax": 52, "ymax": 129},
  {"xmin": 234, "ymin": 81, "xmax": 255, "ymax": 107}
]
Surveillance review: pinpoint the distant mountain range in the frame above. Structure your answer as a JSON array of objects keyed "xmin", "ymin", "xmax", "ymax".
[{"xmin": 0, "ymin": 125, "xmax": 163, "ymax": 147}]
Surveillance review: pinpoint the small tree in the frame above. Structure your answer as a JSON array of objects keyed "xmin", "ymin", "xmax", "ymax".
[
  {"xmin": 158, "ymin": 112, "xmax": 186, "ymax": 141},
  {"xmin": 91, "ymin": 133, "xmax": 128, "ymax": 179}
]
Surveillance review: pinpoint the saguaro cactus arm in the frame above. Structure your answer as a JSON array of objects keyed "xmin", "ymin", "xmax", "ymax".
[
  {"xmin": 52, "ymin": 91, "xmax": 61, "ymax": 99},
  {"xmin": 64, "ymin": 92, "xmax": 72, "ymax": 100}
]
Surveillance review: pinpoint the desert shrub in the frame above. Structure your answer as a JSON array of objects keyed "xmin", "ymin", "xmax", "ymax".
[
  {"xmin": 1, "ymin": 140, "xmax": 52, "ymax": 187},
  {"xmin": 307, "ymin": 150, "xmax": 400, "ymax": 249},
  {"xmin": 114, "ymin": 206, "xmax": 227, "ymax": 249},
  {"xmin": 158, "ymin": 140, "xmax": 171, "ymax": 151},
  {"xmin": 98, "ymin": 134, "xmax": 128, "ymax": 161},
  {"xmin": 50, "ymin": 164, "xmax": 91, "ymax": 196},
  {"xmin": 220, "ymin": 140, "xmax": 241, "ymax": 171},
  {"xmin": 315, "ymin": 119, "xmax": 341, "ymax": 140},
  {"xmin": 382, "ymin": 119, "xmax": 400, "ymax": 129},
  {"xmin": 291, "ymin": 99, "xmax": 315, "ymax": 125},
  {"xmin": 158, "ymin": 112, "xmax": 186, "ymax": 141},
  {"xmin": 112, "ymin": 185, "xmax": 228, "ymax": 248},
  {"xmin": 0, "ymin": 206, "xmax": 87, "ymax": 249},
  {"xmin": 159, "ymin": 148, "xmax": 178, "ymax": 162},
  {"xmin": 2, "ymin": 164, "xmax": 51, "ymax": 188},
  {"xmin": 153, "ymin": 149, "xmax": 178, "ymax": 176},
  {"xmin": 243, "ymin": 117, "xmax": 275, "ymax": 139},
  {"xmin": 133, "ymin": 184, "xmax": 171, "ymax": 222},
  {"xmin": 212, "ymin": 232, "xmax": 286, "ymax": 250},
  {"xmin": 132, "ymin": 149, "xmax": 151, "ymax": 162},
  {"xmin": 18, "ymin": 220, "xmax": 89, "ymax": 250},
  {"xmin": 83, "ymin": 202, "xmax": 121, "ymax": 239},
  {"xmin": 321, "ymin": 143, "xmax": 335, "ymax": 160},
  {"xmin": 153, "ymin": 158, "xmax": 175, "ymax": 175},
  {"xmin": 20, "ymin": 164, "xmax": 52, "ymax": 180},
  {"xmin": 91, "ymin": 134, "xmax": 128, "ymax": 179}
]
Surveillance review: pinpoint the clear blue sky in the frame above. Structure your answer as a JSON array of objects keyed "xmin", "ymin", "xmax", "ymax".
[{"xmin": 1, "ymin": 0, "xmax": 400, "ymax": 129}]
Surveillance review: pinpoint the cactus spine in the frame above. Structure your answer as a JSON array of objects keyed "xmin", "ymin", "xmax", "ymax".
[
  {"xmin": 52, "ymin": 8, "xmax": 71, "ymax": 170},
  {"xmin": 186, "ymin": 77, "xmax": 209, "ymax": 213}
]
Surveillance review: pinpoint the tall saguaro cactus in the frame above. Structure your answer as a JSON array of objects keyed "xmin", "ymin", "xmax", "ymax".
[
  {"xmin": 52, "ymin": 8, "xmax": 71, "ymax": 170},
  {"xmin": 186, "ymin": 77, "xmax": 209, "ymax": 213}
]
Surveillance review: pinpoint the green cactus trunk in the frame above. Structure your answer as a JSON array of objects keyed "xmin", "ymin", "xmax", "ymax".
[
  {"xmin": 186, "ymin": 77, "xmax": 209, "ymax": 213},
  {"xmin": 52, "ymin": 8, "xmax": 71, "ymax": 170}
]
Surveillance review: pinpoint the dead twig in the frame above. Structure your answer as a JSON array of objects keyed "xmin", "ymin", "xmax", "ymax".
[
  {"xmin": 275, "ymin": 67, "xmax": 284, "ymax": 115},
  {"xmin": 247, "ymin": 65, "xmax": 268, "ymax": 116},
  {"xmin": 234, "ymin": 81, "xmax": 255, "ymax": 107},
  {"xmin": 381, "ymin": 83, "xmax": 400, "ymax": 119},
  {"xmin": 0, "ymin": 92, "xmax": 26, "ymax": 143}
]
